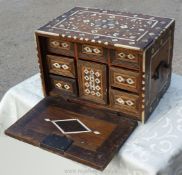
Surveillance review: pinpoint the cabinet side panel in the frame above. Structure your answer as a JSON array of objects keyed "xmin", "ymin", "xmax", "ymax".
[
  {"xmin": 144, "ymin": 21, "xmax": 175, "ymax": 122},
  {"xmin": 35, "ymin": 33, "xmax": 50, "ymax": 97}
]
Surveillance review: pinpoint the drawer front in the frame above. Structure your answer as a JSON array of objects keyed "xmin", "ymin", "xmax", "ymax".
[
  {"xmin": 78, "ymin": 44, "xmax": 108, "ymax": 63},
  {"xmin": 110, "ymin": 49, "xmax": 141, "ymax": 70},
  {"xmin": 110, "ymin": 89, "xmax": 140, "ymax": 115},
  {"xmin": 47, "ymin": 55, "xmax": 75, "ymax": 78},
  {"xmin": 78, "ymin": 60, "xmax": 107, "ymax": 104},
  {"xmin": 47, "ymin": 38, "xmax": 74, "ymax": 57},
  {"xmin": 50, "ymin": 75, "xmax": 77, "ymax": 97},
  {"xmin": 110, "ymin": 67, "xmax": 140, "ymax": 93}
]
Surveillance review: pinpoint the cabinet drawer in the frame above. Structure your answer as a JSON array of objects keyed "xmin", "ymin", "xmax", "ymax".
[
  {"xmin": 47, "ymin": 55, "xmax": 75, "ymax": 78},
  {"xmin": 78, "ymin": 44, "xmax": 108, "ymax": 63},
  {"xmin": 110, "ymin": 67, "xmax": 140, "ymax": 93},
  {"xmin": 50, "ymin": 75, "xmax": 77, "ymax": 97},
  {"xmin": 77, "ymin": 60, "xmax": 107, "ymax": 104},
  {"xmin": 47, "ymin": 38, "xmax": 74, "ymax": 57},
  {"xmin": 110, "ymin": 89, "xmax": 140, "ymax": 115},
  {"xmin": 110, "ymin": 49, "xmax": 141, "ymax": 70}
]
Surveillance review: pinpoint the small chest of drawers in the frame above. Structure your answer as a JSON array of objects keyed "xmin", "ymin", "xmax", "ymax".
[
  {"xmin": 35, "ymin": 7, "xmax": 175, "ymax": 123},
  {"xmin": 5, "ymin": 7, "xmax": 175, "ymax": 171}
]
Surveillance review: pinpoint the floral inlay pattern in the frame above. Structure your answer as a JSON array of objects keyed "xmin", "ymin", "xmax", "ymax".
[
  {"xmin": 53, "ymin": 10, "xmax": 156, "ymax": 42},
  {"xmin": 39, "ymin": 7, "xmax": 174, "ymax": 49}
]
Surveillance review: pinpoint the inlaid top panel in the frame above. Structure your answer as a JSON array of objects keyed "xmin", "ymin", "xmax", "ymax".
[{"xmin": 37, "ymin": 7, "xmax": 174, "ymax": 50}]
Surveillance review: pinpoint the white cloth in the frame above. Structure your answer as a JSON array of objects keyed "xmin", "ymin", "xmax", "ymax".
[{"xmin": 0, "ymin": 73, "xmax": 182, "ymax": 175}]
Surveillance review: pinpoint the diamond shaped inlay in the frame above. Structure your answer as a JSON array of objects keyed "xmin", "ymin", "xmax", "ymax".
[
  {"xmin": 116, "ymin": 76, "xmax": 125, "ymax": 83},
  {"xmin": 118, "ymin": 52, "xmax": 126, "ymax": 58},
  {"xmin": 93, "ymin": 48, "xmax": 101, "ymax": 54},
  {"xmin": 51, "ymin": 41, "xmax": 60, "ymax": 47},
  {"xmin": 125, "ymin": 100, "xmax": 134, "ymax": 106},
  {"xmin": 127, "ymin": 54, "xmax": 135, "ymax": 60},
  {"xmin": 61, "ymin": 42, "xmax": 69, "ymax": 48},
  {"xmin": 62, "ymin": 64, "xmax": 69, "ymax": 70},
  {"xmin": 64, "ymin": 84, "xmax": 70, "ymax": 90},
  {"xmin": 126, "ymin": 78, "xmax": 135, "ymax": 85},
  {"xmin": 53, "ymin": 63, "xmax": 61, "ymax": 68},
  {"xmin": 84, "ymin": 46, "xmax": 92, "ymax": 53},
  {"xmin": 82, "ymin": 66, "xmax": 102, "ymax": 99},
  {"xmin": 56, "ymin": 83, "xmax": 62, "ymax": 88},
  {"xmin": 116, "ymin": 97, "xmax": 125, "ymax": 104}
]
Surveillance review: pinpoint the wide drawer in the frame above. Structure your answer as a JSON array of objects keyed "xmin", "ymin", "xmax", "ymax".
[
  {"xmin": 78, "ymin": 44, "xmax": 108, "ymax": 63},
  {"xmin": 47, "ymin": 38, "xmax": 74, "ymax": 57},
  {"xmin": 47, "ymin": 55, "xmax": 76, "ymax": 78},
  {"xmin": 49, "ymin": 75, "xmax": 77, "ymax": 97},
  {"xmin": 110, "ymin": 67, "xmax": 140, "ymax": 93},
  {"xmin": 110, "ymin": 48, "xmax": 141, "ymax": 70},
  {"xmin": 110, "ymin": 89, "xmax": 140, "ymax": 115}
]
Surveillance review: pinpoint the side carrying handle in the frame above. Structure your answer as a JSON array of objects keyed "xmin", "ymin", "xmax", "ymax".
[{"xmin": 152, "ymin": 61, "xmax": 169, "ymax": 80}]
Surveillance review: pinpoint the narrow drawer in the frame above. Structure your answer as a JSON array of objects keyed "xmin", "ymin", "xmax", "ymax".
[
  {"xmin": 110, "ymin": 67, "xmax": 140, "ymax": 93},
  {"xmin": 50, "ymin": 75, "xmax": 77, "ymax": 97},
  {"xmin": 110, "ymin": 49, "xmax": 141, "ymax": 70},
  {"xmin": 47, "ymin": 38, "xmax": 74, "ymax": 57},
  {"xmin": 110, "ymin": 89, "xmax": 140, "ymax": 115},
  {"xmin": 78, "ymin": 44, "xmax": 108, "ymax": 63},
  {"xmin": 47, "ymin": 55, "xmax": 75, "ymax": 78}
]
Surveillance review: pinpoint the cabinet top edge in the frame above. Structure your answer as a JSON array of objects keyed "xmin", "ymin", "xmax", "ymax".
[{"xmin": 36, "ymin": 7, "xmax": 175, "ymax": 51}]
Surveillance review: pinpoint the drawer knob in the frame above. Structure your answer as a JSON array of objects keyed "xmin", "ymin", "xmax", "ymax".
[
  {"xmin": 84, "ymin": 46, "xmax": 92, "ymax": 53},
  {"xmin": 62, "ymin": 64, "xmax": 69, "ymax": 70},
  {"xmin": 51, "ymin": 41, "xmax": 60, "ymax": 47},
  {"xmin": 55, "ymin": 83, "xmax": 62, "ymax": 88},
  {"xmin": 116, "ymin": 76, "xmax": 125, "ymax": 83},
  {"xmin": 116, "ymin": 97, "xmax": 125, "ymax": 105},
  {"xmin": 126, "ymin": 78, "xmax": 135, "ymax": 85},
  {"xmin": 61, "ymin": 42, "xmax": 69, "ymax": 48},
  {"xmin": 118, "ymin": 52, "xmax": 126, "ymax": 58},
  {"xmin": 93, "ymin": 48, "xmax": 101, "ymax": 54},
  {"xmin": 53, "ymin": 63, "xmax": 61, "ymax": 68},
  {"xmin": 64, "ymin": 84, "xmax": 70, "ymax": 90},
  {"xmin": 125, "ymin": 100, "xmax": 134, "ymax": 106},
  {"xmin": 127, "ymin": 54, "xmax": 135, "ymax": 60}
]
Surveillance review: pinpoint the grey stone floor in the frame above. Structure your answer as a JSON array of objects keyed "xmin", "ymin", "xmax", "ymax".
[{"xmin": 0, "ymin": 0, "xmax": 182, "ymax": 99}]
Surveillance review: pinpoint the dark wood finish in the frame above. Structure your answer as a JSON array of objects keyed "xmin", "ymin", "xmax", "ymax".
[
  {"xmin": 47, "ymin": 38, "xmax": 75, "ymax": 57},
  {"xmin": 5, "ymin": 97, "xmax": 137, "ymax": 171},
  {"xmin": 47, "ymin": 54, "xmax": 76, "ymax": 78},
  {"xmin": 34, "ymin": 7, "xmax": 175, "ymax": 122},
  {"xmin": 49, "ymin": 74, "xmax": 78, "ymax": 97},
  {"xmin": 77, "ymin": 60, "xmax": 108, "ymax": 104},
  {"xmin": 110, "ymin": 48, "xmax": 142, "ymax": 70},
  {"xmin": 110, "ymin": 67, "xmax": 140, "ymax": 93},
  {"xmin": 5, "ymin": 7, "xmax": 175, "ymax": 171},
  {"xmin": 110, "ymin": 89, "xmax": 140, "ymax": 117},
  {"xmin": 78, "ymin": 44, "xmax": 108, "ymax": 63}
]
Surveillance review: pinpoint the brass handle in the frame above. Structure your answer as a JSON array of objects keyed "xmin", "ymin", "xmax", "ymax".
[{"xmin": 152, "ymin": 61, "xmax": 169, "ymax": 80}]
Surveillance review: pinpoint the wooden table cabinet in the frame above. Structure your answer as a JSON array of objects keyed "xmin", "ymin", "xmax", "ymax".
[{"xmin": 5, "ymin": 7, "xmax": 175, "ymax": 171}]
